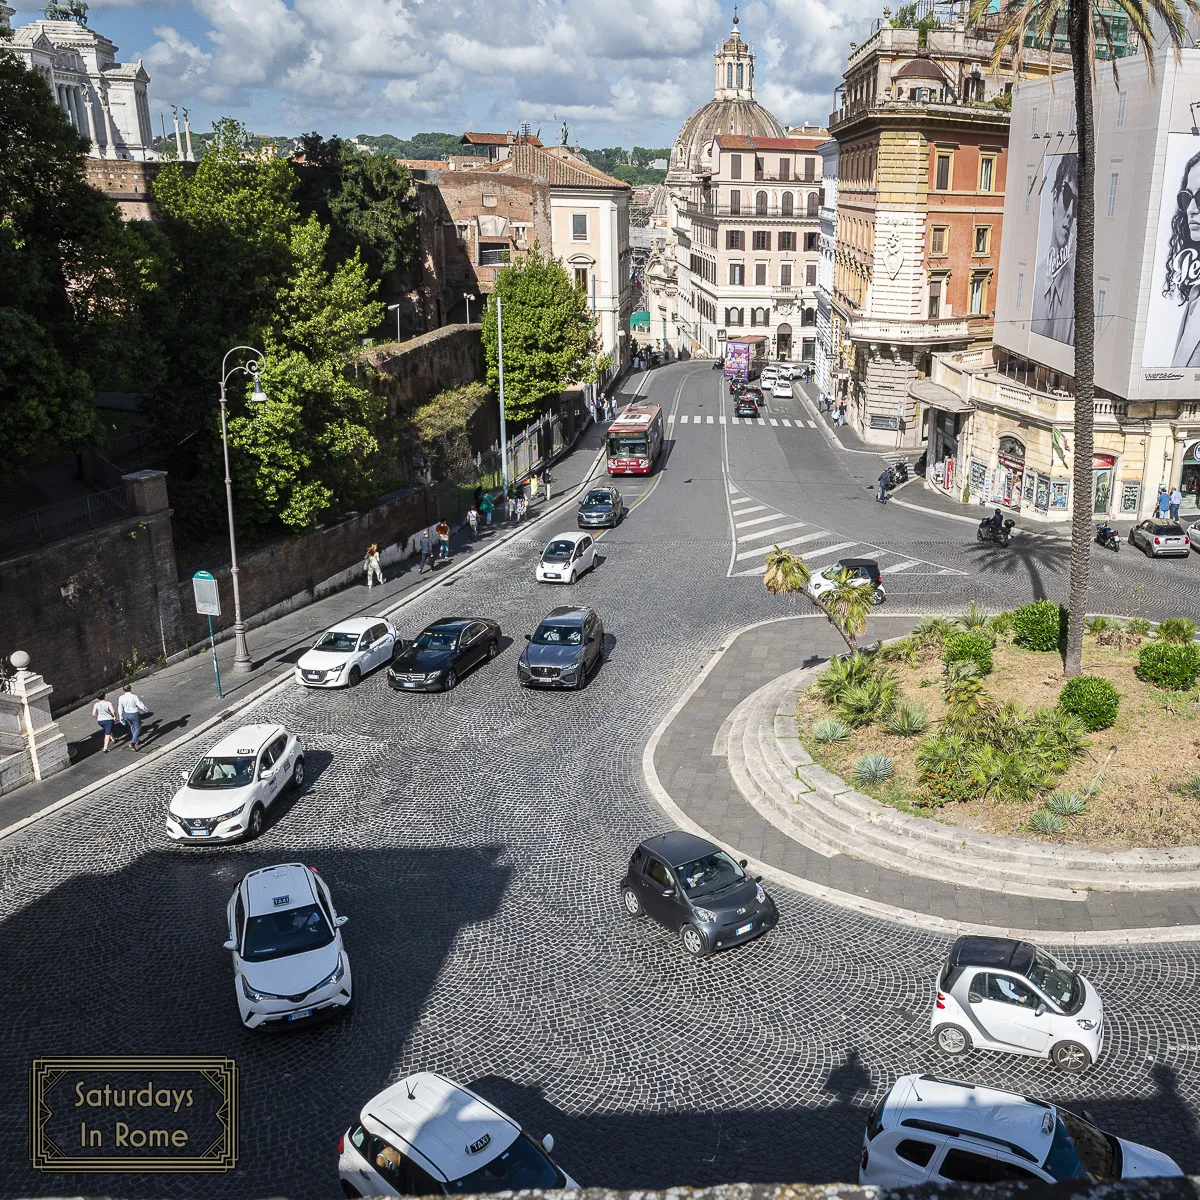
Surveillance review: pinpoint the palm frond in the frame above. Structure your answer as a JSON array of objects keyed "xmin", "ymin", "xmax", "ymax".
[{"xmin": 763, "ymin": 546, "xmax": 811, "ymax": 596}]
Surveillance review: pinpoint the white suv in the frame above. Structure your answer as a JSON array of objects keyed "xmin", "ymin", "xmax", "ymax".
[
  {"xmin": 339, "ymin": 1071, "xmax": 578, "ymax": 1196},
  {"xmin": 932, "ymin": 935, "xmax": 1103, "ymax": 1072},
  {"xmin": 860, "ymin": 1075, "xmax": 1181, "ymax": 1188}
]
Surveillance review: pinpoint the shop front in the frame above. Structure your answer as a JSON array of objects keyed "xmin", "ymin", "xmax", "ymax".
[
  {"xmin": 995, "ymin": 434, "xmax": 1026, "ymax": 509},
  {"xmin": 911, "ymin": 379, "xmax": 972, "ymax": 497},
  {"xmin": 1182, "ymin": 441, "xmax": 1200, "ymax": 515}
]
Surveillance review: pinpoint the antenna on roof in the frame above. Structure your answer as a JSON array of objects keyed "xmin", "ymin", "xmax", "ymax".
[{"xmin": 405, "ymin": 1077, "xmax": 416, "ymax": 1100}]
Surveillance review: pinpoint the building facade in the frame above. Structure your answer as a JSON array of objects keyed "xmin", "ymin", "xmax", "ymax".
[{"xmin": 815, "ymin": 139, "xmax": 840, "ymax": 398}]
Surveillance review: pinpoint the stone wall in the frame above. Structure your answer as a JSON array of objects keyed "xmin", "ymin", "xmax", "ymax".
[
  {"xmin": 83, "ymin": 157, "xmax": 197, "ymax": 221},
  {"xmin": 366, "ymin": 324, "xmax": 487, "ymax": 419}
]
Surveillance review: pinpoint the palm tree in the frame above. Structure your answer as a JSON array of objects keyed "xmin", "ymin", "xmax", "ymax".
[
  {"xmin": 763, "ymin": 549, "xmax": 877, "ymax": 650},
  {"xmin": 972, "ymin": 0, "xmax": 1195, "ymax": 676}
]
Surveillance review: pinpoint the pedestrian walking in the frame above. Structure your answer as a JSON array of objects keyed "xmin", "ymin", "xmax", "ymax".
[
  {"xmin": 436, "ymin": 519, "xmax": 450, "ymax": 560},
  {"xmin": 876, "ymin": 470, "xmax": 889, "ymax": 504},
  {"xmin": 480, "ymin": 491, "xmax": 494, "ymax": 526},
  {"xmin": 1157, "ymin": 485, "xmax": 1171, "ymax": 519},
  {"xmin": 1171, "ymin": 485, "xmax": 1183, "ymax": 521},
  {"xmin": 529, "ymin": 473, "xmax": 539, "ymax": 503},
  {"xmin": 836, "ymin": 401, "xmax": 847, "ymax": 427},
  {"xmin": 364, "ymin": 543, "xmax": 383, "ymax": 588},
  {"xmin": 418, "ymin": 528, "xmax": 435, "ymax": 573},
  {"xmin": 516, "ymin": 494, "xmax": 528, "ymax": 523},
  {"xmin": 92, "ymin": 692, "xmax": 117, "ymax": 753},
  {"xmin": 542, "ymin": 468, "xmax": 553, "ymax": 501},
  {"xmin": 466, "ymin": 506, "xmax": 479, "ymax": 540},
  {"xmin": 116, "ymin": 683, "xmax": 149, "ymax": 751},
  {"xmin": 506, "ymin": 488, "xmax": 516, "ymax": 522}
]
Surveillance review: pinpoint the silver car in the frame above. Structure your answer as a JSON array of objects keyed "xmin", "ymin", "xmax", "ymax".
[{"xmin": 1129, "ymin": 519, "xmax": 1190, "ymax": 558}]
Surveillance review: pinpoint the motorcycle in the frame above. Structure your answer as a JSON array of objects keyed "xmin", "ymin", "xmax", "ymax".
[
  {"xmin": 1095, "ymin": 523, "xmax": 1121, "ymax": 552},
  {"xmin": 712, "ymin": 356, "xmax": 725, "ymax": 370},
  {"xmin": 977, "ymin": 517, "xmax": 1016, "ymax": 547}
]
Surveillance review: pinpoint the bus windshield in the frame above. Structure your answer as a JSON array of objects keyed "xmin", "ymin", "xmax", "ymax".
[{"xmin": 609, "ymin": 435, "xmax": 648, "ymax": 458}]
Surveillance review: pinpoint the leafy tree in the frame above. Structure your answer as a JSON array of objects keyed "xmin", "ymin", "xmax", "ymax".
[
  {"xmin": 480, "ymin": 247, "xmax": 598, "ymax": 421},
  {"xmin": 763, "ymin": 549, "xmax": 876, "ymax": 650},
  {"xmin": 972, "ymin": 0, "xmax": 1195, "ymax": 676}
]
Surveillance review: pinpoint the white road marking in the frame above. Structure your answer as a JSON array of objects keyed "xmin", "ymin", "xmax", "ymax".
[
  {"xmin": 781, "ymin": 418, "xmax": 793, "ymax": 427},
  {"xmin": 728, "ymin": 482, "xmax": 740, "ymax": 494},
  {"xmin": 719, "ymin": 414, "xmax": 727, "ymax": 424},
  {"xmin": 769, "ymin": 418, "xmax": 779, "ymax": 426},
  {"xmin": 735, "ymin": 512, "xmax": 791, "ymax": 529},
  {"xmin": 882, "ymin": 560, "xmax": 919, "ymax": 574},
  {"xmin": 733, "ymin": 521, "xmax": 808, "ymax": 546},
  {"xmin": 707, "ymin": 414, "xmax": 715, "ymax": 424},
  {"xmin": 806, "ymin": 420, "xmax": 817, "ymax": 429},
  {"xmin": 734, "ymin": 528, "xmax": 826, "ymax": 559},
  {"xmin": 732, "ymin": 505, "xmax": 768, "ymax": 518}
]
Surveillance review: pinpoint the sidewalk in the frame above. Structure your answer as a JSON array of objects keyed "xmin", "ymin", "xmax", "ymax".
[{"xmin": 0, "ymin": 381, "xmax": 633, "ymax": 838}]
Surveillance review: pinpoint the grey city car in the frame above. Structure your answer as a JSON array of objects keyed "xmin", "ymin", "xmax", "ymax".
[
  {"xmin": 620, "ymin": 830, "xmax": 778, "ymax": 957},
  {"xmin": 517, "ymin": 606, "xmax": 604, "ymax": 690}
]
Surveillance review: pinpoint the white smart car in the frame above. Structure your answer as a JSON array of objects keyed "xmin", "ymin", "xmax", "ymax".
[
  {"xmin": 224, "ymin": 862, "xmax": 352, "ymax": 1029},
  {"xmin": 295, "ymin": 616, "xmax": 399, "ymax": 688},
  {"xmin": 167, "ymin": 724, "xmax": 303, "ymax": 843},
  {"xmin": 339, "ymin": 1071, "xmax": 578, "ymax": 1197},
  {"xmin": 932, "ymin": 936, "xmax": 1104, "ymax": 1072},
  {"xmin": 536, "ymin": 532, "xmax": 596, "ymax": 584},
  {"xmin": 860, "ymin": 1074, "xmax": 1181, "ymax": 1188}
]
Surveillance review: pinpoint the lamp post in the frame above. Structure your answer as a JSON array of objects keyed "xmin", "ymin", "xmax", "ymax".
[
  {"xmin": 218, "ymin": 346, "xmax": 268, "ymax": 674},
  {"xmin": 495, "ymin": 296, "xmax": 510, "ymax": 503},
  {"xmin": 464, "ymin": 292, "xmax": 476, "ymax": 324},
  {"xmin": 386, "ymin": 302, "xmax": 401, "ymax": 343}
]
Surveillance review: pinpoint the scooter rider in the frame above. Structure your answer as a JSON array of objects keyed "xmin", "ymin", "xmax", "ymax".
[{"xmin": 990, "ymin": 507, "xmax": 1004, "ymax": 535}]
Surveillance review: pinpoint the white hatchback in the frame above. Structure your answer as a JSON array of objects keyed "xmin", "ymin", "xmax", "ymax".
[
  {"xmin": 536, "ymin": 532, "xmax": 596, "ymax": 584},
  {"xmin": 225, "ymin": 862, "xmax": 352, "ymax": 1029},
  {"xmin": 339, "ymin": 1071, "xmax": 578, "ymax": 1197},
  {"xmin": 771, "ymin": 379, "xmax": 793, "ymax": 399},
  {"xmin": 295, "ymin": 616, "xmax": 399, "ymax": 688},
  {"xmin": 167, "ymin": 723, "xmax": 303, "ymax": 843}
]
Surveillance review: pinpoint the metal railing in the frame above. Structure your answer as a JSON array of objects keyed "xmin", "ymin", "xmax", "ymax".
[
  {"xmin": 0, "ymin": 486, "xmax": 129, "ymax": 554},
  {"xmin": 686, "ymin": 202, "xmax": 820, "ymax": 219},
  {"xmin": 478, "ymin": 248, "xmax": 511, "ymax": 266}
]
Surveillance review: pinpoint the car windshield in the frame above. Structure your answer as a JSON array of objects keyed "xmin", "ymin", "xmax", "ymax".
[
  {"xmin": 1025, "ymin": 948, "xmax": 1080, "ymax": 1011},
  {"xmin": 413, "ymin": 628, "xmax": 459, "ymax": 651},
  {"xmin": 188, "ymin": 755, "xmax": 255, "ymax": 789},
  {"xmin": 543, "ymin": 540, "xmax": 576, "ymax": 560},
  {"xmin": 677, "ymin": 850, "xmax": 745, "ymax": 897},
  {"xmin": 583, "ymin": 491, "xmax": 613, "ymax": 507},
  {"xmin": 242, "ymin": 903, "xmax": 334, "ymax": 962},
  {"xmin": 1042, "ymin": 1111, "xmax": 1118, "ymax": 1182},
  {"xmin": 314, "ymin": 630, "xmax": 359, "ymax": 653},
  {"xmin": 532, "ymin": 624, "xmax": 583, "ymax": 646},
  {"xmin": 446, "ymin": 1133, "xmax": 563, "ymax": 1194}
]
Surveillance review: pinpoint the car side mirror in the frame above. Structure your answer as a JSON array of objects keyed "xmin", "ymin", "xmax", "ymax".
[
  {"xmin": 1035, "ymin": 1002, "xmax": 1047, "ymax": 1017},
  {"xmin": 259, "ymin": 768, "xmax": 274, "ymax": 781},
  {"xmin": 661, "ymin": 889, "xmax": 674, "ymax": 898},
  {"xmin": 968, "ymin": 992, "xmax": 982, "ymax": 1004},
  {"xmin": 739, "ymin": 858, "xmax": 748, "ymax": 868},
  {"xmin": 524, "ymin": 633, "xmax": 532, "ymax": 641},
  {"xmin": 754, "ymin": 875, "xmax": 763, "ymax": 883},
  {"xmin": 180, "ymin": 769, "xmax": 189, "ymax": 783},
  {"xmin": 335, "ymin": 915, "xmax": 348, "ymax": 927},
  {"xmin": 222, "ymin": 938, "xmax": 237, "ymax": 951},
  {"xmin": 541, "ymin": 1134, "xmax": 554, "ymax": 1154}
]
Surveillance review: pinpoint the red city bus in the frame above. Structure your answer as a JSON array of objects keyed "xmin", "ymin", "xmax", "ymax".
[{"xmin": 606, "ymin": 404, "xmax": 664, "ymax": 475}]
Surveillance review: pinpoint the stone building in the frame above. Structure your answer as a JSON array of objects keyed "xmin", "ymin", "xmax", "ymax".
[{"xmin": 815, "ymin": 138, "xmax": 840, "ymax": 399}]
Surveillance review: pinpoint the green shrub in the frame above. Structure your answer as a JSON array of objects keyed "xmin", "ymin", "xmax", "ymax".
[
  {"xmin": 1136, "ymin": 641, "xmax": 1200, "ymax": 691},
  {"xmin": 943, "ymin": 630, "xmax": 995, "ymax": 676},
  {"xmin": 1158, "ymin": 617, "xmax": 1198, "ymax": 645},
  {"xmin": 1027, "ymin": 810, "xmax": 1064, "ymax": 836},
  {"xmin": 1175, "ymin": 775, "xmax": 1200, "ymax": 799},
  {"xmin": 835, "ymin": 674, "xmax": 898, "ymax": 727},
  {"xmin": 1047, "ymin": 790, "xmax": 1087, "ymax": 817},
  {"xmin": 1058, "ymin": 675, "xmax": 1121, "ymax": 731},
  {"xmin": 1085, "ymin": 615, "xmax": 1116, "ymax": 635},
  {"xmin": 879, "ymin": 637, "xmax": 921, "ymax": 666},
  {"xmin": 1126, "ymin": 618, "xmax": 1152, "ymax": 638},
  {"xmin": 958, "ymin": 602, "xmax": 992, "ymax": 631},
  {"xmin": 816, "ymin": 650, "xmax": 878, "ymax": 705},
  {"xmin": 911, "ymin": 616, "xmax": 959, "ymax": 647},
  {"xmin": 854, "ymin": 753, "xmax": 895, "ymax": 785},
  {"xmin": 989, "ymin": 610, "xmax": 1015, "ymax": 637},
  {"xmin": 1011, "ymin": 599, "xmax": 1065, "ymax": 651},
  {"xmin": 812, "ymin": 717, "xmax": 851, "ymax": 744},
  {"xmin": 882, "ymin": 700, "xmax": 929, "ymax": 737},
  {"xmin": 912, "ymin": 762, "xmax": 976, "ymax": 806}
]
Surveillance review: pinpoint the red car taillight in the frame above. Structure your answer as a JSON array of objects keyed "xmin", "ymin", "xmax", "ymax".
[
  {"xmin": 338, "ymin": 1134, "xmax": 344, "ymax": 1154},
  {"xmin": 1155, "ymin": 537, "xmax": 1162, "ymax": 545},
  {"xmin": 936, "ymin": 991, "xmax": 946, "ymax": 1010}
]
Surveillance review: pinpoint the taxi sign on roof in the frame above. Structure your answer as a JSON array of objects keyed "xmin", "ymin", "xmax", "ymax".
[
  {"xmin": 272, "ymin": 895, "xmax": 290, "ymax": 907},
  {"xmin": 466, "ymin": 1134, "xmax": 491, "ymax": 1155}
]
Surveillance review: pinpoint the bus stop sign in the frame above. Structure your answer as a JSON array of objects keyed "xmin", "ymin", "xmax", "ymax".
[{"xmin": 192, "ymin": 571, "xmax": 221, "ymax": 616}]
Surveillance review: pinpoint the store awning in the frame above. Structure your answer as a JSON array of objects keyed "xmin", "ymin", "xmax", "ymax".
[{"xmin": 909, "ymin": 379, "xmax": 973, "ymax": 413}]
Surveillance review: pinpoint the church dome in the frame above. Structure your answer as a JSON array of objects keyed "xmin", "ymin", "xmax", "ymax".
[{"xmin": 666, "ymin": 12, "xmax": 784, "ymax": 184}]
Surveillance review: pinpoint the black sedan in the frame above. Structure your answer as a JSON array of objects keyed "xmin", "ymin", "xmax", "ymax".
[
  {"xmin": 517, "ymin": 606, "xmax": 603, "ymax": 690},
  {"xmin": 620, "ymin": 830, "xmax": 777, "ymax": 957},
  {"xmin": 388, "ymin": 617, "xmax": 500, "ymax": 692},
  {"xmin": 577, "ymin": 486, "xmax": 625, "ymax": 528},
  {"xmin": 734, "ymin": 396, "xmax": 759, "ymax": 418}
]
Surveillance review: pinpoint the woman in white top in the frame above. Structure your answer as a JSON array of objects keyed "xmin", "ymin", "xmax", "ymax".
[{"xmin": 91, "ymin": 692, "xmax": 117, "ymax": 753}]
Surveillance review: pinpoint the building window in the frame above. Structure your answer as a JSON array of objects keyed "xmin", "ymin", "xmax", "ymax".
[
  {"xmin": 804, "ymin": 157, "xmax": 816, "ymax": 182},
  {"xmin": 756, "ymin": 190, "xmax": 768, "ymax": 215},
  {"xmin": 455, "ymin": 223, "xmax": 470, "ymax": 241},
  {"xmin": 1116, "ymin": 91, "xmax": 1127, "ymax": 128},
  {"xmin": 935, "ymin": 153, "xmax": 951, "ymax": 191},
  {"xmin": 727, "ymin": 63, "xmax": 733, "ymax": 89},
  {"xmin": 753, "ymin": 229, "xmax": 771, "ymax": 250},
  {"xmin": 930, "ymin": 226, "xmax": 947, "ymax": 256},
  {"xmin": 781, "ymin": 192, "xmax": 793, "ymax": 216},
  {"xmin": 729, "ymin": 262, "xmax": 745, "ymax": 285},
  {"xmin": 779, "ymin": 158, "xmax": 790, "ymax": 180},
  {"xmin": 806, "ymin": 262, "xmax": 817, "ymax": 286},
  {"xmin": 726, "ymin": 229, "xmax": 744, "ymax": 250},
  {"xmin": 928, "ymin": 277, "xmax": 942, "ymax": 318},
  {"xmin": 1106, "ymin": 170, "xmax": 1119, "ymax": 218},
  {"xmin": 806, "ymin": 191, "xmax": 818, "ymax": 217},
  {"xmin": 574, "ymin": 267, "xmax": 589, "ymax": 291},
  {"xmin": 737, "ymin": 62, "xmax": 743, "ymax": 88},
  {"xmin": 1016, "ymin": 267, "xmax": 1025, "ymax": 309},
  {"xmin": 755, "ymin": 262, "xmax": 767, "ymax": 286},
  {"xmin": 1031, "ymin": 105, "xmax": 1039, "ymax": 138},
  {"xmin": 730, "ymin": 153, "xmax": 742, "ymax": 180},
  {"xmin": 979, "ymin": 155, "xmax": 995, "ymax": 192},
  {"xmin": 804, "ymin": 231, "xmax": 818, "ymax": 251},
  {"xmin": 572, "ymin": 213, "xmax": 588, "ymax": 240},
  {"xmin": 778, "ymin": 230, "xmax": 796, "ymax": 251},
  {"xmin": 730, "ymin": 190, "xmax": 741, "ymax": 214},
  {"xmin": 974, "ymin": 226, "xmax": 990, "ymax": 255},
  {"xmin": 725, "ymin": 307, "xmax": 741, "ymax": 327},
  {"xmin": 780, "ymin": 262, "xmax": 793, "ymax": 287},
  {"xmin": 1096, "ymin": 285, "xmax": 1107, "ymax": 335},
  {"xmin": 1025, "ymin": 172, "xmax": 1033, "ymax": 213},
  {"xmin": 970, "ymin": 273, "xmax": 987, "ymax": 315}
]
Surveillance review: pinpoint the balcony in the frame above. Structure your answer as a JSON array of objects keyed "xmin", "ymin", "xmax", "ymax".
[
  {"xmin": 849, "ymin": 315, "xmax": 970, "ymax": 343},
  {"xmin": 478, "ymin": 247, "xmax": 511, "ymax": 267},
  {"xmin": 828, "ymin": 97, "xmax": 1011, "ymax": 134},
  {"xmin": 685, "ymin": 201, "xmax": 819, "ymax": 220}
]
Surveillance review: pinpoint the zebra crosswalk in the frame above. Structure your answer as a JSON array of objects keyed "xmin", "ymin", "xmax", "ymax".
[
  {"xmin": 726, "ymin": 482, "xmax": 968, "ymax": 580},
  {"xmin": 669, "ymin": 413, "xmax": 818, "ymax": 429}
]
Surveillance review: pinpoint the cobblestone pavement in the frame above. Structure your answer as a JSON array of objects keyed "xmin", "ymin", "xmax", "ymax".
[{"xmin": 2, "ymin": 363, "xmax": 1200, "ymax": 1199}]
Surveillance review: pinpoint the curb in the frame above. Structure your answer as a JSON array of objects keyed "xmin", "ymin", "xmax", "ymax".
[{"xmin": 640, "ymin": 613, "xmax": 1200, "ymax": 946}]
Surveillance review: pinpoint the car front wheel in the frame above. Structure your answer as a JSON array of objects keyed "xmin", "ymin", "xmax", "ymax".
[
  {"xmin": 291, "ymin": 756, "xmax": 305, "ymax": 791},
  {"xmin": 444, "ymin": 668, "xmax": 457, "ymax": 691},
  {"xmin": 246, "ymin": 804, "xmax": 265, "ymax": 841},
  {"xmin": 935, "ymin": 1024, "xmax": 971, "ymax": 1055},
  {"xmin": 1051, "ymin": 1040, "xmax": 1091, "ymax": 1073},
  {"xmin": 622, "ymin": 888, "xmax": 643, "ymax": 918},
  {"xmin": 348, "ymin": 665, "xmax": 361, "ymax": 687},
  {"xmin": 487, "ymin": 639, "xmax": 498, "ymax": 660},
  {"xmin": 680, "ymin": 924, "xmax": 708, "ymax": 957}
]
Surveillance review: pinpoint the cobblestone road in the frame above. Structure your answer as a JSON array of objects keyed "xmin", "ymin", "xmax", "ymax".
[{"xmin": 2, "ymin": 364, "xmax": 1199, "ymax": 1198}]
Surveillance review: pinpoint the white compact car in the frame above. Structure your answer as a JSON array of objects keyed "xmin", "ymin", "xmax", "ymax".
[
  {"xmin": 167, "ymin": 723, "xmax": 303, "ymax": 843},
  {"xmin": 536, "ymin": 532, "xmax": 596, "ymax": 584},
  {"xmin": 339, "ymin": 1071, "xmax": 578, "ymax": 1197},
  {"xmin": 224, "ymin": 862, "xmax": 352, "ymax": 1029},
  {"xmin": 932, "ymin": 935, "xmax": 1103, "ymax": 1072},
  {"xmin": 860, "ymin": 1074, "xmax": 1181, "ymax": 1188},
  {"xmin": 295, "ymin": 616, "xmax": 399, "ymax": 688},
  {"xmin": 807, "ymin": 558, "xmax": 886, "ymax": 607},
  {"xmin": 771, "ymin": 379, "xmax": 793, "ymax": 399}
]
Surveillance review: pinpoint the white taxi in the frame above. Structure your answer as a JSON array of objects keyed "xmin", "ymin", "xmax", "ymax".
[
  {"xmin": 339, "ymin": 1072, "xmax": 578, "ymax": 1196},
  {"xmin": 225, "ymin": 862, "xmax": 352, "ymax": 1029},
  {"xmin": 295, "ymin": 616, "xmax": 400, "ymax": 688},
  {"xmin": 167, "ymin": 724, "xmax": 303, "ymax": 843}
]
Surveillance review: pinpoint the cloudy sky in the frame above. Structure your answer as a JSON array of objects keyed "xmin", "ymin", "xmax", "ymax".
[{"xmin": 11, "ymin": 0, "xmax": 878, "ymax": 146}]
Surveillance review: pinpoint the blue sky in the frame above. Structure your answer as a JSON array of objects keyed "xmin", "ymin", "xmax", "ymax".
[{"xmin": 11, "ymin": 0, "xmax": 878, "ymax": 146}]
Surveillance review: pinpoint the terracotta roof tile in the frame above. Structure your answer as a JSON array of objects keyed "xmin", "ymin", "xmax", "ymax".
[
  {"xmin": 506, "ymin": 143, "xmax": 630, "ymax": 189},
  {"xmin": 713, "ymin": 134, "xmax": 825, "ymax": 152},
  {"xmin": 461, "ymin": 132, "xmax": 544, "ymax": 147}
]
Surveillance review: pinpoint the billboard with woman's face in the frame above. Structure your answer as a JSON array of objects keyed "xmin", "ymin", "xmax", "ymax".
[
  {"xmin": 1031, "ymin": 153, "xmax": 1078, "ymax": 346},
  {"xmin": 1144, "ymin": 134, "xmax": 1200, "ymax": 367}
]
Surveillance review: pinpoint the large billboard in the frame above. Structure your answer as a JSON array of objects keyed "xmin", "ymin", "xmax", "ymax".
[
  {"xmin": 1031, "ymin": 152, "xmax": 1078, "ymax": 346},
  {"xmin": 1144, "ymin": 133, "xmax": 1200, "ymax": 367},
  {"xmin": 723, "ymin": 339, "xmax": 750, "ymax": 381}
]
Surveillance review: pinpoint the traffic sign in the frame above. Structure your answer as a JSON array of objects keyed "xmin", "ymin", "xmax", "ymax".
[
  {"xmin": 717, "ymin": 329, "xmax": 727, "ymax": 342},
  {"xmin": 192, "ymin": 571, "xmax": 221, "ymax": 616}
]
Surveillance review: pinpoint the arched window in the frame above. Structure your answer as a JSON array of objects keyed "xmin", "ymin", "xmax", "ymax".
[
  {"xmin": 727, "ymin": 63, "xmax": 733, "ymax": 89},
  {"xmin": 781, "ymin": 192, "xmax": 794, "ymax": 216},
  {"xmin": 756, "ymin": 191, "xmax": 768, "ymax": 215},
  {"xmin": 802, "ymin": 307, "xmax": 816, "ymax": 327},
  {"xmin": 807, "ymin": 191, "xmax": 819, "ymax": 217},
  {"xmin": 736, "ymin": 63, "xmax": 743, "ymax": 89},
  {"xmin": 750, "ymin": 309, "xmax": 758, "ymax": 328}
]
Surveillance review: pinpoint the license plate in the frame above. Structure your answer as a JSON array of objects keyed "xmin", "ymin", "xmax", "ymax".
[
  {"xmin": 304, "ymin": 672, "xmax": 319, "ymax": 680},
  {"xmin": 189, "ymin": 828, "xmax": 210, "ymax": 837},
  {"xmin": 287, "ymin": 1008, "xmax": 313, "ymax": 1022},
  {"xmin": 545, "ymin": 572, "xmax": 560, "ymax": 579},
  {"xmin": 402, "ymin": 681, "xmax": 415, "ymax": 688},
  {"xmin": 735, "ymin": 922, "xmax": 753, "ymax": 935}
]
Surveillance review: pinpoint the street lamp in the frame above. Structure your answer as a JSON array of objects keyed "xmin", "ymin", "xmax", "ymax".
[
  {"xmin": 495, "ymin": 295, "xmax": 510, "ymax": 503},
  {"xmin": 218, "ymin": 346, "xmax": 268, "ymax": 674},
  {"xmin": 387, "ymin": 302, "xmax": 401, "ymax": 343},
  {"xmin": 464, "ymin": 293, "xmax": 476, "ymax": 324}
]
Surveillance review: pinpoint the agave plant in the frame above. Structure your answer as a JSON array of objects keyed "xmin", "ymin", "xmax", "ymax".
[
  {"xmin": 853, "ymin": 753, "xmax": 895, "ymax": 786},
  {"xmin": 1027, "ymin": 810, "xmax": 1064, "ymax": 837},
  {"xmin": 812, "ymin": 717, "xmax": 851, "ymax": 745},
  {"xmin": 1048, "ymin": 790, "xmax": 1088, "ymax": 817},
  {"xmin": 882, "ymin": 700, "xmax": 929, "ymax": 737},
  {"xmin": 958, "ymin": 602, "xmax": 992, "ymax": 632}
]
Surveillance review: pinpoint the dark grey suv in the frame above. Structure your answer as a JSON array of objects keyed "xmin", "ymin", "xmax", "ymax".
[
  {"xmin": 517, "ymin": 606, "xmax": 604, "ymax": 690},
  {"xmin": 577, "ymin": 487, "xmax": 624, "ymax": 528},
  {"xmin": 620, "ymin": 831, "xmax": 778, "ymax": 957}
]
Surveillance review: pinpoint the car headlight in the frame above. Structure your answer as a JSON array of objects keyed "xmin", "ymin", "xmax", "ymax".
[
  {"xmin": 693, "ymin": 906, "xmax": 717, "ymax": 922},
  {"xmin": 241, "ymin": 975, "xmax": 275, "ymax": 1003},
  {"xmin": 215, "ymin": 805, "xmax": 245, "ymax": 824},
  {"xmin": 168, "ymin": 810, "xmax": 185, "ymax": 827},
  {"xmin": 426, "ymin": 670, "xmax": 444, "ymax": 681},
  {"xmin": 315, "ymin": 955, "xmax": 345, "ymax": 990},
  {"xmin": 755, "ymin": 884, "xmax": 767, "ymax": 905},
  {"xmin": 1077, "ymin": 1018, "xmax": 1098, "ymax": 1031}
]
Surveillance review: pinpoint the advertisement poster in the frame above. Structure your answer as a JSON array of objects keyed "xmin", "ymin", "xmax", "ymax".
[
  {"xmin": 723, "ymin": 340, "xmax": 750, "ymax": 381},
  {"xmin": 1144, "ymin": 134, "xmax": 1200, "ymax": 367},
  {"xmin": 1032, "ymin": 153, "xmax": 1078, "ymax": 346}
]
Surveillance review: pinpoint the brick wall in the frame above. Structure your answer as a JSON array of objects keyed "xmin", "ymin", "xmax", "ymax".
[
  {"xmin": 83, "ymin": 157, "xmax": 197, "ymax": 221},
  {"xmin": 365, "ymin": 324, "xmax": 487, "ymax": 418}
]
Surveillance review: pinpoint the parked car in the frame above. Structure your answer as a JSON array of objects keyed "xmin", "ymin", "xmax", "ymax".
[
  {"xmin": 577, "ymin": 486, "xmax": 624, "ymax": 528},
  {"xmin": 224, "ymin": 862, "xmax": 352, "ymax": 1029},
  {"xmin": 295, "ymin": 617, "xmax": 400, "ymax": 688},
  {"xmin": 859, "ymin": 1074, "xmax": 1181, "ymax": 1188},
  {"xmin": 338, "ymin": 1072, "xmax": 578, "ymax": 1197},
  {"xmin": 931, "ymin": 935, "xmax": 1103, "ymax": 1072},
  {"xmin": 1129, "ymin": 518, "xmax": 1190, "ymax": 558},
  {"xmin": 536, "ymin": 532, "xmax": 597, "ymax": 584},
  {"xmin": 167, "ymin": 723, "xmax": 304, "ymax": 843},
  {"xmin": 1188, "ymin": 517, "xmax": 1200, "ymax": 549},
  {"xmin": 619, "ymin": 830, "xmax": 778, "ymax": 957},
  {"xmin": 806, "ymin": 558, "xmax": 886, "ymax": 606},
  {"xmin": 517, "ymin": 606, "xmax": 604, "ymax": 690},
  {"xmin": 734, "ymin": 396, "xmax": 760, "ymax": 418},
  {"xmin": 388, "ymin": 618, "xmax": 501, "ymax": 692}
]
